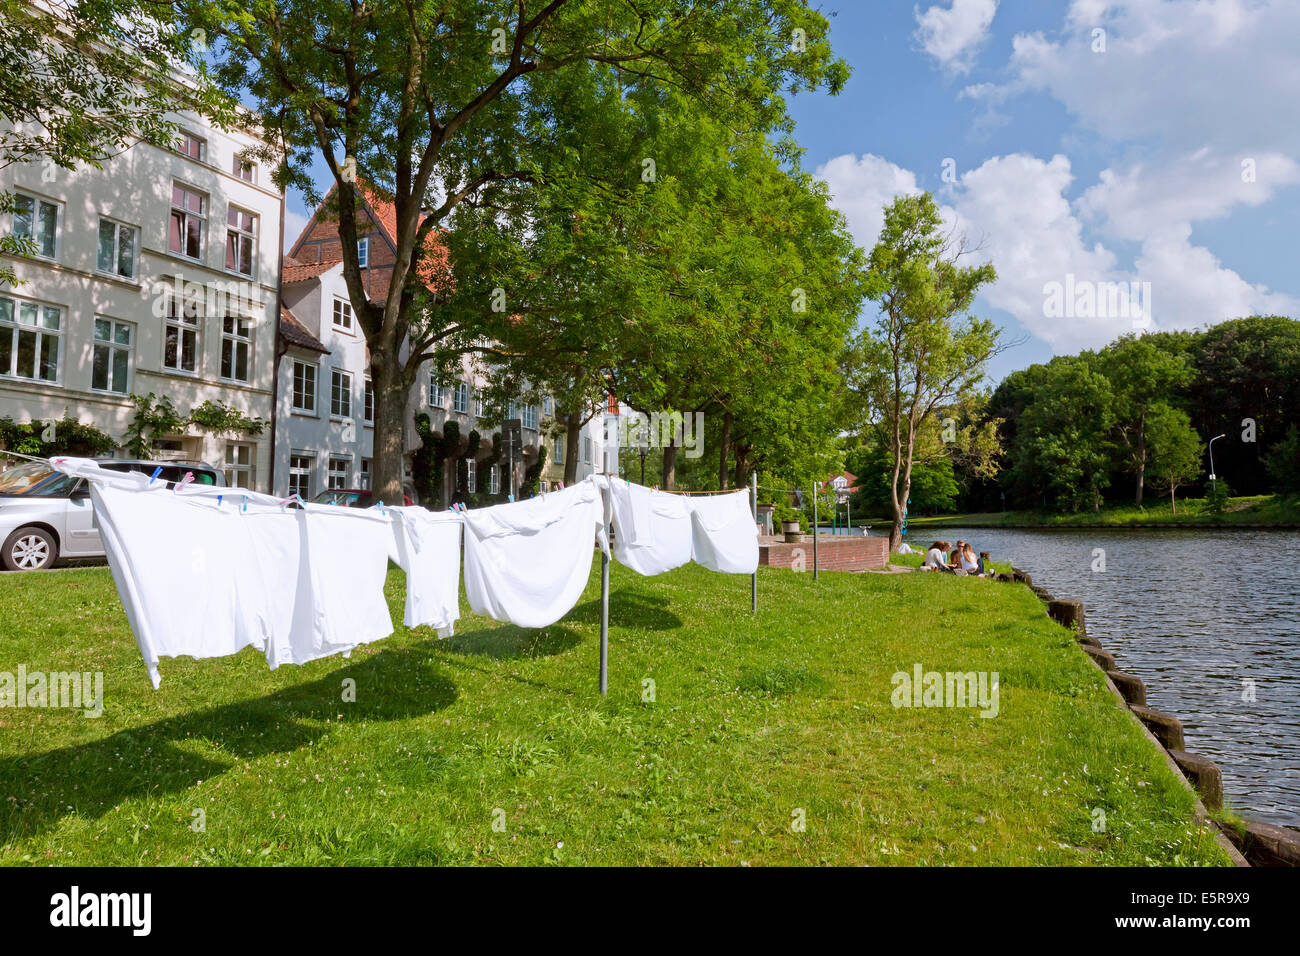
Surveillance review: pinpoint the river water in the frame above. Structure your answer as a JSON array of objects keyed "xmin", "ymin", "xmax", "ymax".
[{"xmin": 909, "ymin": 526, "xmax": 1300, "ymax": 829}]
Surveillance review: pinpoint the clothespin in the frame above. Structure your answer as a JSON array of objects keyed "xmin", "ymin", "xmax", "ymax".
[
  {"xmin": 177, "ymin": 471, "xmax": 194, "ymax": 491},
  {"xmin": 241, "ymin": 495, "xmax": 249, "ymax": 514},
  {"xmin": 148, "ymin": 466, "xmax": 162, "ymax": 485},
  {"xmin": 217, "ymin": 494, "xmax": 223, "ymax": 508},
  {"xmin": 377, "ymin": 500, "xmax": 386, "ymax": 515}
]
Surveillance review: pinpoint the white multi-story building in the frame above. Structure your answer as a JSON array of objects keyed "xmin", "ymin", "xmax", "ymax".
[{"xmin": 0, "ymin": 114, "xmax": 283, "ymax": 490}]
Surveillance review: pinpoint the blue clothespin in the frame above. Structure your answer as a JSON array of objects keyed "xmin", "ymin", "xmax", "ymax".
[
  {"xmin": 377, "ymin": 500, "xmax": 385, "ymax": 515},
  {"xmin": 241, "ymin": 495, "xmax": 249, "ymax": 514},
  {"xmin": 149, "ymin": 467, "xmax": 162, "ymax": 485},
  {"xmin": 217, "ymin": 495, "xmax": 223, "ymax": 507}
]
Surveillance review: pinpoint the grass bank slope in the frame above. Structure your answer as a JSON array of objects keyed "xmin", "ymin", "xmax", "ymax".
[{"xmin": 0, "ymin": 562, "xmax": 1228, "ymax": 865}]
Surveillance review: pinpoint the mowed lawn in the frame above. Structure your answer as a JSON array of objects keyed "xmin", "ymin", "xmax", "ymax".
[{"xmin": 0, "ymin": 560, "xmax": 1229, "ymax": 866}]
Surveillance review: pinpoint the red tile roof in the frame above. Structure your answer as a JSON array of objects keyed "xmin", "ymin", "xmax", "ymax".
[
  {"xmin": 279, "ymin": 306, "xmax": 329, "ymax": 354},
  {"xmin": 286, "ymin": 178, "xmax": 451, "ymax": 297},
  {"xmin": 281, "ymin": 258, "xmax": 337, "ymax": 285}
]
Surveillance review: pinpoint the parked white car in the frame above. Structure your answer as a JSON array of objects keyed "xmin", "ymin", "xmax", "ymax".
[{"xmin": 0, "ymin": 458, "xmax": 225, "ymax": 571}]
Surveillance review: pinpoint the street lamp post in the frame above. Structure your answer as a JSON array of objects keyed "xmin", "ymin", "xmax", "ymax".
[{"xmin": 1208, "ymin": 433, "xmax": 1227, "ymax": 482}]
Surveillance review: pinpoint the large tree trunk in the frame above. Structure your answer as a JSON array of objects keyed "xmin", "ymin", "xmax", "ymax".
[
  {"xmin": 662, "ymin": 437, "xmax": 678, "ymax": 490},
  {"xmin": 371, "ymin": 353, "xmax": 408, "ymax": 504},
  {"xmin": 1135, "ymin": 408, "xmax": 1147, "ymax": 505},
  {"xmin": 717, "ymin": 409, "xmax": 732, "ymax": 490},
  {"xmin": 563, "ymin": 411, "xmax": 581, "ymax": 485},
  {"xmin": 732, "ymin": 443, "xmax": 748, "ymax": 490}
]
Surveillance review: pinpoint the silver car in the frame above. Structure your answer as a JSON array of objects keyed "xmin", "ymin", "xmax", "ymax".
[{"xmin": 0, "ymin": 458, "xmax": 225, "ymax": 571}]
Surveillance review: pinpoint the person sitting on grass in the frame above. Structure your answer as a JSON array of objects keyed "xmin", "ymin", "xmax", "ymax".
[
  {"xmin": 923, "ymin": 541, "xmax": 956, "ymax": 572},
  {"xmin": 920, "ymin": 538, "xmax": 951, "ymax": 567},
  {"xmin": 959, "ymin": 542, "xmax": 983, "ymax": 576}
]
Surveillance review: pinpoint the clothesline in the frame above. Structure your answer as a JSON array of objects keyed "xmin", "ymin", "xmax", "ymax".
[{"xmin": 47, "ymin": 460, "xmax": 760, "ymax": 693}]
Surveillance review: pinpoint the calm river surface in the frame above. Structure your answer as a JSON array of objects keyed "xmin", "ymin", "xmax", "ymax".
[{"xmin": 911, "ymin": 526, "xmax": 1300, "ymax": 829}]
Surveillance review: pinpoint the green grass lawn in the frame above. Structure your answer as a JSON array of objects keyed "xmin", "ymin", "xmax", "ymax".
[
  {"xmin": 881, "ymin": 494, "xmax": 1300, "ymax": 529},
  {"xmin": 0, "ymin": 561, "xmax": 1229, "ymax": 866}
]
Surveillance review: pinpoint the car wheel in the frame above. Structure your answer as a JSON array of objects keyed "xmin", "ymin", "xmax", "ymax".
[{"xmin": 2, "ymin": 526, "xmax": 58, "ymax": 572}]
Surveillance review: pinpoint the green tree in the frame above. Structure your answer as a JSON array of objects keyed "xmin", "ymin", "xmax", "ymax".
[
  {"xmin": 1011, "ymin": 356, "xmax": 1115, "ymax": 512},
  {"xmin": 1144, "ymin": 404, "xmax": 1202, "ymax": 514},
  {"xmin": 186, "ymin": 0, "xmax": 848, "ymax": 502},
  {"xmin": 845, "ymin": 192, "xmax": 1002, "ymax": 550},
  {"xmin": 1264, "ymin": 425, "xmax": 1300, "ymax": 497},
  {"xmin": 1099, "ymin": 334, "xmax": 1191, "ymax": 505}
]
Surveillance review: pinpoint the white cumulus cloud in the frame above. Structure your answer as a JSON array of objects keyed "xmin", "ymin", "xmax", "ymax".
[{"xmin": 914, "ymin": 0, "xmax": 999, "ymax": 73}]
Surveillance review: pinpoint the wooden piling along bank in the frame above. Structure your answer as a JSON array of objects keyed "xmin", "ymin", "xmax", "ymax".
[{"xmin": 1004, "ymin": 566, "xmax": 1300, "ymax": 868}]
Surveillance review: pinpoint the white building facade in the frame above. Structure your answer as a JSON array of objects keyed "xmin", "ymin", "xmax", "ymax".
[{"xmin": 0, "ymin": 114, "xmax": 283, "ymax": 490}]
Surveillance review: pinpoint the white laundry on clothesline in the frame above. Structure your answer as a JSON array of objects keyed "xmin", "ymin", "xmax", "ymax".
[
  {"xmin": 50, "ymin": 458, "xmax": 395, "ymax": 687},
  {"xmin": 600, "ymin": 477, "xmax": 694, "ymax": 576},
  {"xmin": 387, "ymin": 505, "xmax": 462, "ymax": 636},
  {"xmin": 684, "ymin": 487, "xmax": 759, "ymax": 575},
  {"xmin": 460, "ymin": 478, "xmax": 609, "ymax": 629}
]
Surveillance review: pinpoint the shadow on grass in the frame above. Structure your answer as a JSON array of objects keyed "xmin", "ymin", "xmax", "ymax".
[
  {"xmin": 440, "ymin": 624, "xmax": 584, "ymax": 660},
  {"xmin": 565, "ymin": 590, "xmax": 683, "ymax": 631},
  {"xmin": 0, "ymin": 646, "xmax": 456, "ymax": 843}
]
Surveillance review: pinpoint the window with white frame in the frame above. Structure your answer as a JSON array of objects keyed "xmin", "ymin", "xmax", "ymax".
[
  {"xmin": 164, "ymin": 291, "xmax": 200, "ymax": 373},
  {"xmin": 225, "ymin": 207, "xmax": 257, "ymax": 277},
  {"xmin": 220, "ymin": 315, "xmax": 252, "ymax": 382},
  {"xmin": 91, "ymin": 318, "xmax": 132, "ymax": 393},
  {"xmin": 428, "ymin": 372, "xmax": 443, "ymax": 407},
  {"xmin": 357, "ymin": 237, "xmax": 368, "ymax": 268},
  {"xmin": 292, "ymin": 360, "xmax": 316, "ymax": 412},
  {"xmin": 582, "ymin": 436, "xmax": 592, "ymax": 464},
  {"xmin": 11, "ymin": 193, "xmax": 58, "ymax": 259},
  {"xmin": 332, "ymin": 297, "xmax": 353, "ymax": 332},
  {"xmin": 522, "ymin": 404, "xmax": 538, "ymax": 430},
  {"xmin": 466, "ymin": 458, "xmax": 477, "ymax": 493},
  {"xmin": 289, "ymin": 454, "xmax": 313, "ymax": 498},
  {"xmin": 169, "ymin": 184, "xmax": 206, "ymax": 259},
  {"xmin": 488, "ymin": 464, "xmax": 499, "ymax": 495},
  {"xmin": 96, "ymin": 217, "xmax": 138, "ymax": 279},
  {"xmin": 543, "ymin": 395, "xmax": 553, "ymax": 416},
  {"xmin": 233, "ymin": 155, "xmax": 255, "ymax": 182},
  {"xmin": 363, "ymin": 377, "xmax": 374, "ymax": 424},
  {"xmin": 453, "ymin": 381, "xmax": 469, "ymax": 414},
  {"xmin": 331, "ymin": 369, "xmax": 352, "ymax": 418},
  {"xmin": 0, "ymin": 295, "xmax": 61, "ymax": 382},
  {"xmin": 474, "ymin": 388, "xmax": 485, "ymax": 417},
  {"xmin": 360, "ymin": 458, "xmax": 372, "ymax": 491},
  {"xmin": 553, "ymin": 434, "xmax": 564, "ymax": 464},
  {"xmin": 177, "ymin": 132, "xmax": 205, "ymax": 161},
  {"xmin": 224, "ymin": 442, "xmax": 253, "ymax": 489},
  {"xmin": 327, "ymin": 456, "xmax": 350, "ymax": 490}
]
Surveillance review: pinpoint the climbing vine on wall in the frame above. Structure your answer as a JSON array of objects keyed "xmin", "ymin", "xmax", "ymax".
[
  {"xmin": 0, "ymin": 415, "xmax": 116, "ymax": 458},
  {"xmin": 123, "ymin": 393, "xmax": 267, "ymax": 459}
]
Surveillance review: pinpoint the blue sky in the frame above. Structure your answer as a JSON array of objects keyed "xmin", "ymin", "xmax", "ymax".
[
  {"xmin": 787, "ymin": 0, "xmax": 1300, "ymax": 383},
  {"xmin": 284, "ymin": 1, "xmax": 1300, "ymax": 386}
]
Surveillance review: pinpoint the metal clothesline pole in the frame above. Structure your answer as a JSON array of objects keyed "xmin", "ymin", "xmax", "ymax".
[
  {"xmin": 812, "ymin": 484, "xmax": 819, "ymax": 580},
  {"xmin": 599, "ymin": 478, "xmax": 611, "ymax": 696},
  {"xmin": 751, "ymin": 471, "xmax": 758, "ymax": 614}
]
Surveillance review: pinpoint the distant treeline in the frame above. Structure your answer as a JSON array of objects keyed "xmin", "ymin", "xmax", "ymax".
[{"xmin": 960, "ymin": 315, "xmax": 1300, "ymax": 512}]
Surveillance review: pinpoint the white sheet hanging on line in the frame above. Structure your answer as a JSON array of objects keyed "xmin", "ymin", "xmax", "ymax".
[
  {"xmin": 460, "ymin": 478, "xmax": 608, "ymax": 629},
  {"xmin": 386, "ymin": 505, "xmax": 462, "ymax": 635},
  {"xmin": 259, "ymin": 502, "xmax": 395, "ymax": 670},
  {"xmin": 600, "ymin": 477, "xmax": 694, "ymax": 576},
  {"xmin": 74, "ymin": 470, "xmax": 267, "ymax": 688},
  {"xmin": 49, "ymin": 458, "xmax": 396, "ymax": 686},
  {"xmin": 688, "ymin": 488, "xmax": 759, "ymax": 574}
]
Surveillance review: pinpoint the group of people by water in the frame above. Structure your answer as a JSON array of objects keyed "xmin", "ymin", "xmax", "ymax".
[{"xmin": 921, "ymin": 540, "xmax": 987, "ymax": 576}]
